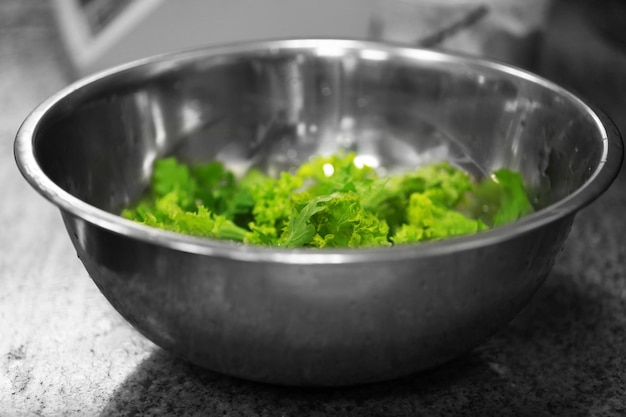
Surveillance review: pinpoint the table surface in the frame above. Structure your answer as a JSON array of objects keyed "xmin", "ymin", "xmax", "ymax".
[{"xmin": 2, "ymin": 1, "xmax": 625, "ymax": 416}]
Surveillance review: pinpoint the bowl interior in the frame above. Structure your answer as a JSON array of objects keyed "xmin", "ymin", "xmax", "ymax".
[{"xmin": 29, "ymin": 40, "xmax": 613, "ymax": 224}]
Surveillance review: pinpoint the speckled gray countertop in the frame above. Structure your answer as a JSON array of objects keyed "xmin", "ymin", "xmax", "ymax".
[{"xmin": 1, "ymin": 1, "xmax": 625, "ymax": 416}]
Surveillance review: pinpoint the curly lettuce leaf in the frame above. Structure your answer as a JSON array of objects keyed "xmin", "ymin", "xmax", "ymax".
[
  {"xmin": 122, "ymin": 191, "xmax": 249, "ymax": 241},
  {"xmin": 461, "ymin": 169, "xmax": 534, "ymax": 227},
  {"xmin": 246, "ymin": 171, "xmax": 303, "ymax": 232},
  {"xmin": 391, "ymin": 192, "xmax": 486, "ymax": 244},
  {"xmin": 299, "ymin": 192, "xmax": 391, "ymax": 248},
  {"xmin": 151, "ymin": 158, "xmax": 197, "ymax": 210},
  {"xmin": 279, "ymin": 195, "xmax": 332, "ymax": 248},
  {"xmin": 296, "ymin": 152, "xmax": 378, "ymax": 197}
]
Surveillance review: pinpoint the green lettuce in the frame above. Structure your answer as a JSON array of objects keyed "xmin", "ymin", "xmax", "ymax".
[{"xmin": 121, "ymin": 152, "xmax": 535, "ymax": 248}]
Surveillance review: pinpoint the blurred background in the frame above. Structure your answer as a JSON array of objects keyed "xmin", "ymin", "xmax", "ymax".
[
  {"xmin": 2, "ymin": 0, "xmax": 626, "ymax": 415},
  {"xmin": 51, "ymin": 0, "xmax": 550, "ymax": 75},
  {"xmin": 15, "ymin": 0, "xmax": 626, "ymax": 134}
]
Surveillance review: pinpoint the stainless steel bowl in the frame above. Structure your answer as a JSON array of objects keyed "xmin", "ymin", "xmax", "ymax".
[{"xmin": 14, "ymin": 39, "xmax": 623, "ymax": 386}]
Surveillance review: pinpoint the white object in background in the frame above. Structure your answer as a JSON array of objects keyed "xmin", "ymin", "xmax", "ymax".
[
  {"xmin": 52, "ymin": 0, "xmax": 164, "ymax": 75},
  {"xmin": 52, "ymin": 0, "xmax": 375, "ymax": 77}
]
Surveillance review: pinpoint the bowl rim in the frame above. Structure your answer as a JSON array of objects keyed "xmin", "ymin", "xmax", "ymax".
[{"xmin": 13, "ymin": 38, "xmax": 624, "ymax": 264}]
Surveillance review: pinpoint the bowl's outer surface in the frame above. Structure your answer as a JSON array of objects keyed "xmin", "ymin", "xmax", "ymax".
[
  {"xmin": 15, "ymin": 39, "xmax": 623, "ymax": 385},
  {"xmin": 63, "ymin": 210, "xmax": 574, "ymax": 385}
]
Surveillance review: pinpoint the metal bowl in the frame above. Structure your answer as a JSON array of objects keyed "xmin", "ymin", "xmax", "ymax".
[{"xmin": 14, "ymin": 39, "xmax": 623, "ymax": 386}]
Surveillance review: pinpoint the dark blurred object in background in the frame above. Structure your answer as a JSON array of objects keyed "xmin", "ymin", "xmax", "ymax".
[
  {"xmin": 540, "ymin": 0, "xmax": 626, "ymax": 139},
  {"xmin": 369, "ymin": 0, "xmax": 552, "ymax": 71},
  {"xmin": 586, "ymin": 0, "xmax": 626, "ymax": 50}
]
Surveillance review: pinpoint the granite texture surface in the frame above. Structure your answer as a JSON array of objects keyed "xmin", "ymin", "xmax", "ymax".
[{"xmin": 1, "ymin": 1, "xmax": 625, "ymax": 416}]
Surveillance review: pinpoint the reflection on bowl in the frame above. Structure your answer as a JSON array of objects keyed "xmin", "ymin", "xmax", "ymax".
[{"xmin": 14, "ymin": 39, "xmax": 623, "ymax": 386}]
